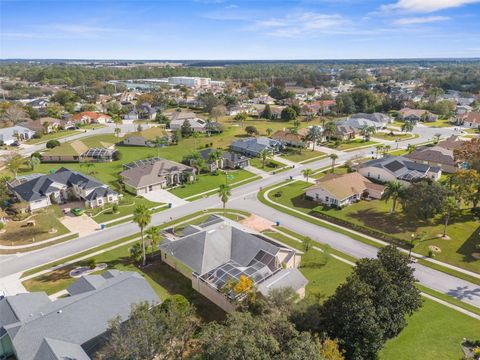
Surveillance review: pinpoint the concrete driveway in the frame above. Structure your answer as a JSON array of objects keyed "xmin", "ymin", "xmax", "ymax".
[
  {"xmin": 61, "ymin": 214, "xmax": 99, "ymax": 237},
  {"xmin": 142, "ymin": 189, "xmax": 188, "ymax": 207}
]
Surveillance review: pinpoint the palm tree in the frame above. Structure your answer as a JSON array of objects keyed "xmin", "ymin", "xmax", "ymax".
[
  {"xmin": 442, "ymin": 196, "xmax": 457, "ymax": 238},
  {"xmin": 381, "ymin": 181, "xmax": 405, "ymax": 213},
  {"xmin": 3, "ymin": 153, "xmax": 24, "ymax": 177},
  {"xmin": 383, "ymin": 144, "xmax": 392, "ymax": 155},
  {"xmin": 218, "ymin": 184, "xmax": 231, "ymax": 215},
  {"xmin": 208, "ymin": 149, "xmax": 223, "ymax": 169},
  {"xmin": 259, "ymin": 148, "xmax": 272, "ymax": 168},
  {"xmin": 329, "ymin": 153, "xmax": 338, "ymax": 173},
  {"xmin": 132, "ymin": 204, "xmax": 152, "ymax": 266},
  {"xmin": 407, "ymin": 144, "xmax": 416, "ymax": 154},
  {"xmin": 323, "ymin": 121, "xmax": 337, "ymax": 142},
  {"xmin": 266, "ymin": 128, "xmax": 274, "ymax": 136},
  {"xmin": 27, "ymin": 156, "xmax": 40, "ymax": 171},
  {"xmin": 375, "ymin": 144, "xmax": 385, "ymax": 158},
  {"xmin": 145, "ymin": 226, "xmax": 161, "ymax": 257},
  {"xmin": 306, "ymin": 126, "xmax": 322, "ymax": 151},
  {"xmin": 114, "ymin": 127, "xmax": 121, "ymax": 138},
  {"xmin": 301, "ymin": 168, "xmax": 314, "ymax": 183},
  {"xmin": 360, "ymin": 125, "xmax": 376, "ymax": 141},
  {"xmin": 401, "ymin": 121, "xmax": 414, "ymax": 133},
  {"xmin": 190, "ymin": 151, "xmax": 206, "ymax": 173}
]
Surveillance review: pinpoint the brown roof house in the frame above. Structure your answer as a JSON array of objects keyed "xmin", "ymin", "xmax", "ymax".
[
  {"xmin": 305, "ymin": 172, "xmax": 384, "ymax": 208},
  {"xmin": 271, "ymin": 130, "xmax": 306, "ymax": 147},
  {"xmin": 405, "ymin": 144, "xmax": 461, "ymax": 173},
  {"xmin": 41, "ymin": 140, "xmax": 115, "ymax": 163},
  {"xmin": 399, "ymin": 108, "xmax": 438, "ymax": 122},
  {"xmin": 120, "ymin": 158, "xmax": 196, "ymax": 195},
  {"xmin": 456, "ymin": 111, "xmax": 480, "ymax": 128}
]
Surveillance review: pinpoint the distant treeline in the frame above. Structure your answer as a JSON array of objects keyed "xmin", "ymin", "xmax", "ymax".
[{"xmin": 1, "ymin": 60, "xmax": 480, "ymax": 92}]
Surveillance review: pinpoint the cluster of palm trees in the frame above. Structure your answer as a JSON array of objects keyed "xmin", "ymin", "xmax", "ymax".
[
  {"xmin": 375, "ymin": 144, "xmax": 392, "ymax": 158},
  {"xmin": 359, "ymin": 125, "xmax": 376, "ymax": 142}
]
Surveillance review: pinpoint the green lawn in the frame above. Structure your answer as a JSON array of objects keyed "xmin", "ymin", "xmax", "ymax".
[
  {"xmin": 421, "ymin": 119, "xmax": 454, "ymax": 128},
  {"xmin": 268, "ymin": 180, "xmax": 480, "ymax": 274},
  {"xmin": 249, "ymin": 157, "xmax": 285, "ymax": 171},
  {"xmin": 0, "ymin": 206, "xmax": 70, "ymax": 246},
  {"xmin": 380, "ymin": 298, "xmax": 480, "ymax": 359},
  {"xmin": 326, "ymin": 139, "xmax": 378, "ymax": 151},
  {"xmin": 169, "ymin": 169, "xmax": 256, "ymax": 199},
  {"xmin": 372, "ymin": 132, "xmax": 418, "ymax": 141},
  {"xmin": 27, "ymin": 130, "xmax": 82, "ymax": 144},
  {"xmin": 281, "ymin": 148, "xmax": 326, "ymax": 163}
]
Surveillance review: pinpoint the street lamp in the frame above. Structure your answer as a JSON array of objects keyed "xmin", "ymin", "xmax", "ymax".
[{"xmin": 409, "ymin": 233, "xmax": 415, "ymax": 258}]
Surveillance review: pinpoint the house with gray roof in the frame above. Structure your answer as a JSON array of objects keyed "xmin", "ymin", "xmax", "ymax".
[
  {"xmin": 230, "ymin": 137, "xmax": 284, "ymax": 157},
  {"xmin": 0, "ymin": 126, "xmax": 36, "ymax": 146},
  {"xmin": 198, "ymin": 148, "xmax": 250, "ymax": 172},
  {"xmin": 120, "ymin": 157, "xmax": 196, "ymax": 195},
  {"xmin": 159, "ymin": 215, "xmax": 307, "ymax": 312},
  {"xmin": 358, "ymin": 155, "xmax": 442, "ymax": 185},
  {"xmin": 9, "ymin": 167, "xmax": 119, "ymax": 211},
  {"xmin": 0, "ymin": 271, "xmax": 160, "ymax": 360},
  {"xmin": 350, "ymin": 112, "xmax": 391, "ymax": 126},
  {"xmin": 405, "ymin": 145, "xmax": 459, "ymax": 173}
]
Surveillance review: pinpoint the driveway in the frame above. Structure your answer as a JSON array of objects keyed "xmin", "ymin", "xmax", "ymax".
[
  {"xmin": 61, "ymin": 214, "xmax": 99, "ymax": 237},
  {"xmin": 142, "ymin": 189, "xmax": 188, "ymax": 207}
]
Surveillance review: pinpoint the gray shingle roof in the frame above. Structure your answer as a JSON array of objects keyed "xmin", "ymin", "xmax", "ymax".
[
  {"xmin": 1, "ymin": 271, "xmax": 159, "ymax": 360},
  {"xmin": 257, "ymin": 268, "xmax": 309, "ymax": 297}
]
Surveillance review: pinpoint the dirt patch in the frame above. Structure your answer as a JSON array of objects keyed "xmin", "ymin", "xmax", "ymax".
[
  {"xmin": 239, "ymin": 214, "xmax": 274, "ymax": 232},
  {"xmin": 428, "ymin": 245, "xmax": 442, "ymax": 253},
  {"xmin": 436, "ymin": 234, "xmax": 451, "ymax": 240}
]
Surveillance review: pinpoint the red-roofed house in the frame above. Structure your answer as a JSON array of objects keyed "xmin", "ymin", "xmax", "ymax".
[{"xmin": 72, "ymin": 112, "xmax": 112, "ymax": 124}]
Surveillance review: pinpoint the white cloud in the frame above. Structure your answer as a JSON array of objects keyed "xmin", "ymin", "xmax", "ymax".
[
  {"xmin": 394, "ymin": 15, "xmax": 450, "ymax": 25},
  {"xmin": 381, "ymin": 0, "xmax": 480, "ymax": 13},
  {"xmin": 252, "ymin": 12, "xmax": 348, "ymax": 37}
]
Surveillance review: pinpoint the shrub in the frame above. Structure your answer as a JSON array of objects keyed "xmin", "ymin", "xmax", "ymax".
[
  {"xmin": 111, "ymin": 204, "xmax": 119, "ymax": 214},
  {"xmin": 428, "ymin": 250, "xmax": 435, "ymax": 258},
  {"xmin": 112, "ymin": 151, "xmax": 122, "ymax": 161},
  {"xmin": 32, "ymin": 132, "xmax": 43, "ymax": 139},
  {"xmin": 86, "ymin": 258, "xmax": 96, "ymax": 269},
  {"xmin": 46, "ymin": 139, "xmax": 61, "ymax": 148},
  {"xmin": 31, "ymin": 151, "xmax": 42, "ymax": 159}
]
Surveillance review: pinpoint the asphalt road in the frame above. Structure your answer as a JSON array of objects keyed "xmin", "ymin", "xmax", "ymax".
[{"xmin": 2, "ymin": 124, "xmax": 478, "ymax": 308}]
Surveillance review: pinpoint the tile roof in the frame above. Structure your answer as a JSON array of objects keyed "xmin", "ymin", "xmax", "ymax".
[{"xmin": 308, "ymin": 172, "xmax": 382, "ymax": 200}]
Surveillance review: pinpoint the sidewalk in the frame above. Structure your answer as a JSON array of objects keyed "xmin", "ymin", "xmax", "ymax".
[
  {"xmin": 244, "ymin": 165, "xmax": 271, "ymax": 179},
  {"xmin": 0, "ymin": 232, "xmax": 77, "ymax": 250}
]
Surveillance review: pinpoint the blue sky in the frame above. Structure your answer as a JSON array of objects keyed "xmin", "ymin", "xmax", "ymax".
[{"xmin": 1, "ymin": 0, "xmax": 480, "ymax": 59}]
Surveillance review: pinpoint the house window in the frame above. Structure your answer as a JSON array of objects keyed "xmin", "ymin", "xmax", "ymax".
[
  {"xmin": 149, "ymin": 185, "xmax": 153, "ymax": 191},
  {"xmin": 325, "ymin": 196, "xmax": 329, "ymax": 202},
  {"xmin": 368, "ymin": 172, "xmax": 370, "ymax": 177},
  {"xmin": 98, "ymin": 199, "xmax": 103, "ymax": 205},
  {"xmin": 377, "ymin": 175, "xmax": 380, "ymax": 180}
]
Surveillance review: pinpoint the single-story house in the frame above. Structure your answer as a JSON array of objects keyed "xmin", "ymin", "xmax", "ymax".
[
  {"xmin": 137, "ymin": 103, "xmax": 157, "ymax": 120},
  {"xmin": 358, "ymin": 156, "xmax": 442, "ymax": 184},
  {"xmin": 271, "ymin": 130, "xmax": 306, "ymax": 147},
  {"xmin": 159, "ymin": 215, "xmax": 308, "ymax": 313},
  {"xmin": 21, "ymin": 117, "xmax": 74, "ymax": 134},
  {"xmin": 350, "ymin": 112, "xmax": 391, "ymax": 126},
  {"xmin": 306, "ymin": 172, "xmax": 384, "ymax": 207},
  {"xmin": 0, "ymin": 270, "xmax": 159, "ymax": 360},
  {"xmin": 456, "ymin": 111, "xmax": 480, "ymax": 128},
  {"xmin": 9, "ymin": 167, "xmax": 119, "ymax": 211},
  {"xmin": 123, "ymin": 109, "xmax": 139, "ymax": 121},
  {"xmin": 399, "ymin": 108, "xmax": 438, "ymax": 122},
  {"xmin": 198, "ymin": 148, "xmax": 250, "ymax": 171},
  {"xmin": 72, "ymin": 111, "xmax": 112, "ymax": 124},
  {"xmin": 230, "ymin": 137, "xmax": 284, "ymax": 157},
  {"xmin": 122, "ymin": 127, "xmax": 169, "ymax": 147},
  {"xmin": 41, "ymin": 140, "xmax": 116, "ymax": 163},
  {"xmin": 0, "ymin": 125, "xmax": 36, "ymax": 145},
  {"xmin": 301, "ymin": 100, "xmax": 336, "ymax": 115},
  {"xmin": 169, "ymin": 117, "xmax": 215, "ymax": 133},
  {"xmin": 339, "ymin": 117, "xmax": 384, "ymax": 131},
  {"xmin": 120, "ymin": 157, "xmax": 196, "ymax": 195},
  {"xmin": 335, "ymin": 124, "xmax": 356, "ymax": 140},
  {"xmin": 405, "ymin": 145, "xmax": 460, "ymax": 173}
]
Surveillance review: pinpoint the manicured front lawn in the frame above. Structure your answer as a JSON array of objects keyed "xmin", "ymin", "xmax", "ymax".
[
  {"xmin": 27, "ymin": 130, "xmax": 82, "ymax": 144},
  {"xmin": 421, "ymin": 119, "xmax": 454, "ymax": 128},
  {"xmin": 380, "ymin": 298, "xmax": 480, "ymax": 359},
  {"xmin": 268, "ymin": 180, "xmax": 480, "ymax": 274},
  {"xmin": 91, "ymin": 194, "xmax": 161, "ymax": 224},
  {"xmin": 325, "ymin": 139, "xmax": 378, "ymax": 151},
  {"xmin": 281, "ymin": 148, "xmax": 325, "ymax": 163},
  {"xmin": 0, "ymin": 206, "xmax": 70, "ymax": 245},
  {"xmin": 169, "ymin": 169, "xmax": 256, "ymax": 199},
  {"xmin": 249, "ymin": 157, "xmax": 285, "ymax": 171}
]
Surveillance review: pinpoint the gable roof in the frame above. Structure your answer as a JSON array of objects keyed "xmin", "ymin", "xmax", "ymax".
[
  {"xmin": 0, "ymin": 271, "xmax": 159, "ymax": 360},
  {"xmin": 360, "ymin": 156, "xmax": 441, "ymax": 180},
  {"xmin": 271, "ymin": 130, "xmax": 304, "ymax": 143},
  {"xmin": 405, "ymin": 146, "xmax": 456, "ymax": 167}
]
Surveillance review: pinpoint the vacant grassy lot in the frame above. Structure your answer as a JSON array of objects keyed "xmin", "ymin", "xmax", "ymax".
[
  {"xmin": 169, "ymin": 169, "xmax": 256, "ymax": 199},
  {"xmin": 0, "ymin": 207, "xmax": 69, "ymax": 245},
  {"xmin": 268, "ymin": 180, "xmax": 480, "ymax": 274}
]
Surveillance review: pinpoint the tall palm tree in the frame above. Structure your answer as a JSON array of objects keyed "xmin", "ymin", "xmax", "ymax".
[
  {"xmin": 360, "ymin": 125, "xmax": 376, "ymax": 141},
  {"xmin": 208, "ymin": 149, "xmax": 223, "ymax": 168},
  {"xmin": 218, "ymin": 184, "xmax": 231, "ymax": 215},
  {"xmin": 329, "ymin": 153, "xmax": 338, "ymax": 173},
  {"xmin": 114, "ymin": 127, "xmax": 121, "ymax": 138},
  {"xmin": 301, "ymin": 168, "xmax": 314, "ymax": 183},
  {"xmin": 381, "ymin": 181, "xmax": 405, "ymax": 213},
  {"xmin": 145, "ymin": 226, "xmax": 161, "ymax": 257},
  {"xmin": 306, "ymin": 126, "xmax": 322, "ymax": 151},
  {"xmin": 323, "ymin": 121, "xmax": 337, "ymax": 142},
  {"xmin": 132, "ymin": 204, "xmax": 152, "ymax": 266},
  {"xmin": 259, "ymin": 148, "xmax": 272, "ymax": 169}
]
